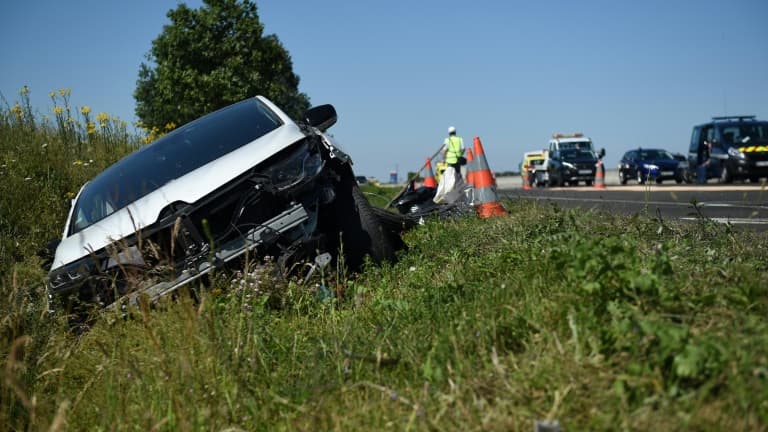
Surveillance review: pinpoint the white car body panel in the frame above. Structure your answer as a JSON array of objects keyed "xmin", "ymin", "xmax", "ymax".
[{"xmin": 51, "ymin": 96, "xmax": 306, "ymax": 271}]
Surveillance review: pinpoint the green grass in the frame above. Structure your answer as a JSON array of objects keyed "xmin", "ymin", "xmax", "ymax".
[{"xmin": 2, "ymin": 89, "xmax": 767, "ymax": 431}]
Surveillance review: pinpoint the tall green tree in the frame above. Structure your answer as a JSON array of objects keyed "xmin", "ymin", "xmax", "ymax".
[{"xmin": 134, "ymin": 0, "xmax": 310, "ymax": 129}]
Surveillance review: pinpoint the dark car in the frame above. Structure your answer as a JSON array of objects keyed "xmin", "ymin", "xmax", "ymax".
[
  {"xmin": 45, "ymin": 96, "xmax": 406, "ymax": 317},
  {"xmin": 687, "ymin": 116, "xmax": 768, "ymax": 183},
  {"xmin": 618, "ymin": 148, "xmax": 685, "ymax": 184}
]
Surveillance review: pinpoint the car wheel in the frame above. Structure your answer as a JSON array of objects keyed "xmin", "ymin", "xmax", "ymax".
[
  {"xmin": 620, "ymin": 170, "xmax": 627, "ymax": 185},
  {"xmin": 333, "ymin": 175, "xmax": 398, "ymax": 270},
  {"xmin": 675, "ymin": 176, "xmax": 683, "ymax": 184},
  {"xmin": 750, "ymin": 177, "xmax": 760, "ymax": 183},
  {"xmin": 585, "ymin": 180, "xmax": 593, "ymax": 186},
  {"xmin": 720, "ymin": 166, "xmax": 733, "ymax": 183},
  {"xmin": 637, "ymin": 171, "xmax": 645, "ymax": 184},
  {"xmin": 656, "ymin": 178, "xmax": 663, "ymax": 184}
]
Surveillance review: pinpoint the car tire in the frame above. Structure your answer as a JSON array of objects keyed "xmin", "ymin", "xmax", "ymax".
[
  {"xmin": 620, "ymin": 171, "xmax": 628, "ymax": 185},
  {"xmin": 656, "ymin": 178, "xmax": 663, "ymax": 184},
  {"xmin": 675, "ymin": 176, "xmax": 683, "ymax": 184},
  {"xmin": 637, "ymin": 171, "xmax": 645, "ymax": 184},
  {"xmin": 585, "ymin": 180, "xmax": 592, "ymax": 186},
  {"xmin": 333, "ymin": 176, "xmax": 398, "ymax": 270}
]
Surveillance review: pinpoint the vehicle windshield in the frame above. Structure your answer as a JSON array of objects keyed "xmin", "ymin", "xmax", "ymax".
[
  {"xmin": 639, "ymin": 149, "xmax": 674, "ymax": 160},
  {"xmin": 561, "ymin": 148, "xmax": 595, "ymax": 159},
  {"xmin": 70, "ymin": 98, "xmax": 283, "ymax": 235},
  {"xmin": 719, "ymin": 122, "xmax": 768, "ymax": 145}
]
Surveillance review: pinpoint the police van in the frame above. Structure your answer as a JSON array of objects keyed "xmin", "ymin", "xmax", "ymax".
[{"xmin": 687, "ymin": 116, "xmax": 768, "ymax": 183}]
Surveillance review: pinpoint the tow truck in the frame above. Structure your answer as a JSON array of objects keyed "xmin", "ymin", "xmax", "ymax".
[{"xmin": 546, "ymin": 133, "xmax": 605, "ymax": 187}]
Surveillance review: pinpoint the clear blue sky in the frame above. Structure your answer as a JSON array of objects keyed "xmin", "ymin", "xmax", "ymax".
[{"xmin": 2, "ymin": 0, "xmax": 767, "ymax": 181}]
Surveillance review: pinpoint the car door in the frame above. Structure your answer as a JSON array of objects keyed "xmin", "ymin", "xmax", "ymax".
[{"xmin": 688, "ymin": 126, "xmax": 701, "ymax": 170}]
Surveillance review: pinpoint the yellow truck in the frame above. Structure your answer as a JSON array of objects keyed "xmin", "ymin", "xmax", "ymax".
[{"xmin": 521, "ymin": 150, "xmax": 548, "ymax": 187}]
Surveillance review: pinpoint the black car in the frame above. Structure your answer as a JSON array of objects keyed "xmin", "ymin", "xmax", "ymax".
[
  {"xmin": 687, "ymin": 116, "xmax": 768, "ymax": 183},
  {"xmin": 618, "ymin": 148, "xmax": 686, "ymax": 184}
]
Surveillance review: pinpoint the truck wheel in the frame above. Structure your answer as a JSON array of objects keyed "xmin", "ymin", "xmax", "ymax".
[{"xmin": 333, "ymin": 176, "xmax": 397, "ymax": 270}]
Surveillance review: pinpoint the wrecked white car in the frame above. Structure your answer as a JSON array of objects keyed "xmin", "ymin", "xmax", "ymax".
[{"xmin": 46, "ymin": 96, "xmax": 403, "ymax": 314}]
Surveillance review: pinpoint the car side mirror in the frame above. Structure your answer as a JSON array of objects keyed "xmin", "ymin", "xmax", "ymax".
[
  {"xmin": 599, "ymin": 148, "xmax": 606, "ymax": 158},
  {"xmin": 304, "ymin": 104, "xmax": 337, "ymax": 132}
]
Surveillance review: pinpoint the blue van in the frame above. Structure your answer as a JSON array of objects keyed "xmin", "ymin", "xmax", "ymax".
[{"xmin": 687, "ymin": 116, "xmax": 768, "ymax": 183}]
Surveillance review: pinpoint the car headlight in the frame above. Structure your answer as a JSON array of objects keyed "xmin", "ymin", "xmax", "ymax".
[
  {"xmin": 562, "ymin": 162, "xmax": 576, "ymax": 169},
  {"xmin": 727, "ymin": 147, "xmax": 746, "ymax": 159},
  {"xmin": 263, "ymin": 146, "xmax": 324, "ymax": 190},
  {"xmin": 643, "ymin": 164, "xmax": 659, "ymax": 171},
  {"xmin": 48, "ymin": 256, "xmax": 96, "ymax": 291}
]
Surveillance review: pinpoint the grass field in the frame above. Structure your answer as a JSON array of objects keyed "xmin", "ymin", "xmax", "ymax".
[{"xmin": 1, "ymin": 89, "xmax": 767, "ymax": 431}]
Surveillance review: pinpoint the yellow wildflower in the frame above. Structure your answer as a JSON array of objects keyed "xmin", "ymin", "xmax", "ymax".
[
  {"xmin": 96, "ymin": 112, "xmax": 109, "ymax": 123},
  {"xmin": 164, "ymin": 121, "xmax": 177, "ymax": 131},
  {"xmin": 87, "ymin": 122, "xmax": 96, "ymax": 135},
  {"xmin": 65, "ymin": 191, "xmax": 76, "ymax": 199},
  {"xmin": 19, "ymin": 86, "xmax": 29, "ymax": 95},
  {"xmin": 10, "ymin": 103, "xmax": 22, "ymax": 115},
  {"xmin": 81, "ymin": 106, "xmax": 91, "ymax": 115},
  {"xmin": 72, "ymin": 160, "xmax": 83, "ymax": 166},
  {"xmin": 58, "ymin": 88, "xmax": 66, "ymax": 96},
  {"xmin": 53, "ymin": 106, "xmax": 63, "ymax": 115},
  {"xmin": 49, "ymin": 91, "xmax": 55, "ymax": 98}
]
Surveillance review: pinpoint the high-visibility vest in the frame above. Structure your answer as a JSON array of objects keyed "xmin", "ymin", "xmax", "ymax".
[{"xmin": 444, "ymin": 136, "xmax": 464, "ymax": 164}]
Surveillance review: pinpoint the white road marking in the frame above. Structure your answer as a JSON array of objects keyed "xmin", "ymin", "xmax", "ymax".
[{"xmin": 680, "ymin": 217, "xmax": 768, "ymax": 225}]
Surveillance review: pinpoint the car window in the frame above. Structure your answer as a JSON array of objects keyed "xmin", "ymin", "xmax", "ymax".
[{"xmin": 69, "ymin": 98, "xmax": 283, "ymax": 235}]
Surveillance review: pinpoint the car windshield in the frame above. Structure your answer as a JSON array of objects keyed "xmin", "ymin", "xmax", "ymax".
[
  {"xmin": 70, "ymin": 98, "xmax": 283, "ymax": 235},
  {"xmin": 719, "ymin": 122, "xmax": 768, "ymax": 145},
  {"xmin": 639, "ymin": 149, "xmax": 674, "ymax": 160},
  {"xmin": 561, "ymin": 148, "xmax": 595, "ymax": 159}
]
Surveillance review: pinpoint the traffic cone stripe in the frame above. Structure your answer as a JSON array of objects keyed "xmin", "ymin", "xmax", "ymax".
[
  {"xmin": 423, "ymin": 157, "xmax": 437, "ymax": 188},
  {"xmin": 473, "ymin": 169, "xmax": 495, "ymax": 189}
]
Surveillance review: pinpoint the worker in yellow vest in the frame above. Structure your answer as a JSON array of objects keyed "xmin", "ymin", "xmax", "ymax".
[{"xmin": 443, "ymin": 126, "xmax": 465, "ymax": 180}]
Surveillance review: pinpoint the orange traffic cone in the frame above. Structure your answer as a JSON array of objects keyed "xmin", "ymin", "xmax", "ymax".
[
  {"xmin": 465, "ymin": 148, "xmax": 476, "ymax": 187},
  {"xmin": 472, "ymin": 136, "xmax": 508, "ymax": 218},
  {"xmin": 522, "ymin": 165, "xmax": 532, "ymax": 190},
  {"xmin": 594, "ymin": 159, "xmax": 606, "ymax": 189},
  {"xmin": 423, "ymin": 157, "xmax": 437, "ymax": 188}
]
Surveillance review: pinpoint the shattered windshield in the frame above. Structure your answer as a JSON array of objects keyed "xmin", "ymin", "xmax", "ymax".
[{"xmin": 70, "ymin": 98, "xmax": 283, "ymax": 235}]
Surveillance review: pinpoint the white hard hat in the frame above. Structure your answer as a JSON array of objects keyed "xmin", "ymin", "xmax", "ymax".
[{"xmin": 448, "ymin": 126, "xmax": 456, "ymax": 134}]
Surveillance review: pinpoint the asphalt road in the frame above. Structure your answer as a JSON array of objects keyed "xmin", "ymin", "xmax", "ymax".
[{"xmin": 495, "ymin": 170, "xmax": 768, "ymax": 230}]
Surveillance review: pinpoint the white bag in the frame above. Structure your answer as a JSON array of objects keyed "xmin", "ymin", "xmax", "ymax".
[{"xmin": 433, "ymin": 166, "xmax": 457, "ymax": 203}]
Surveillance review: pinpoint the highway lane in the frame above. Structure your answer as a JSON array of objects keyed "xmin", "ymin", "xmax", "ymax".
[{"xmin": 494, "ymin": 173, "xmax": 768, "ymax": 230}]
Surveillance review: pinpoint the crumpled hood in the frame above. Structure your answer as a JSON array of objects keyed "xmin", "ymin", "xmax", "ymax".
[{"xmin": 51, "ymin": 121, "xmax": 306, "ymax": 271}]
